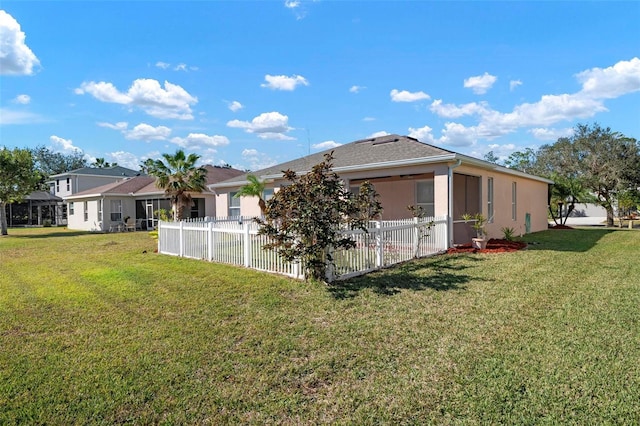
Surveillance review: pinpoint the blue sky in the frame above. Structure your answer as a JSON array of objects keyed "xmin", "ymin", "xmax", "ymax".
[{"xmin": 1, "ymin": 1, "xmax": 639, "ymax": 172}]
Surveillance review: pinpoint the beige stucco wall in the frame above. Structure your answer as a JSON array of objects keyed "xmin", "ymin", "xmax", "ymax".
[{"xmin": 213, "ymin": 162, "xmax": 549, "ymax": 242}]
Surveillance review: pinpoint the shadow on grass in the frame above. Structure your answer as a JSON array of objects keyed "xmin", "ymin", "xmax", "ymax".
[
  {"xmin": 9, "ymin": 230, "xmax": 92, "ymax": 239},
  {"xmin": 329, "ymin": 254, "xmax": 484, "ymax": 299},
  {"xmin": 523, "ymin": 228, "xmax": 617, "ymax": 252}
]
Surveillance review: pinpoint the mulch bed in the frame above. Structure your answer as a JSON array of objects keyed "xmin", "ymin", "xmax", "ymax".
[
  {"xmin": 550, "ymin": 224, "xmax": 574, "ymax": 229},
  {"xmin": 447, "ymin": 238, "xmax": 527, "ymax": 254}
]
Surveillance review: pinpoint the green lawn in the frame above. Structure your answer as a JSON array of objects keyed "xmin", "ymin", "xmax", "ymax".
[{"xmin": 1, "ymin": 227, "xmax": 639, "ymax": 424}]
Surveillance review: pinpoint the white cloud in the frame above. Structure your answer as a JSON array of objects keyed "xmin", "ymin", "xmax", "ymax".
[
  {"xmin": 125, "ymin": 123, "xmax": 171, "ymax": 141},
  {"xmin": 12, "ymin": 94, "xmax": 30, "ymax": 104},
  {"xmin": 390, "ymin": 89, "xmax": 430, "ymax": 102},
  {"xmin": 50, "ymin": 135, "xmax": 82, "ymax": 153},
  {"xmin": 464, "ymin": 72, "xmax": 497, "ymax": 94},
  {"xmin": 155, "ymin": 61, "xmax": 170, "ymax": 69},
  {"xmin": 408, "ymin": 125, "xmax": 436, "ymax": 143},
  {"xmin": 174, "ymin": 63, "xmax": 188, "ymax": 72},
  {"xmin": 227, "ymin": 111, "xmax": 295, "ymax": 140},
  {"xmin": 241, "ymin": 148, "xmax": 278, "ymax": 171},
  {"xmin": 408, "ymin": 123, "xmax": 477, "ymax": 147},
  {"xmin": 438, "ymin": 123, "xmax": 478, "ymax": 147},
  {"xmin": 368, "ymin": 131, "xmax": 390, "ymax": 138},
  {"xmin": 430, "ymin": 99, "xmax": 490, "ymax": 118},
  {"xmin": 284, "ymin": 0, "xmax": 300, "ymax": 8},
  {"xmin": 228, "ymin": 100, "xmax": 243, "ymax": 112},
  {"xmin": 75, "ymin": 78, "xmax": 198, "ymax": 120},
  {"xmin": 349, "ymin": 85, "xmax": 366, "ymax": 93},
  {"xmin": 363, "ymin": 117, "xmax": 376, "ymax": 122},
  {"xmin": 0, "ymin": 108, "xmax": 43, "ymax": 124},
  {"xmin": 108, "ymin": 151, "xmax": 140, "ymax": 170},
  {"xmin": 312, "ymin": 140, "xmax": 342, "ymax": 150},
  {"xmin": 171, "ymin": 133, "xmax": 230, "ymax": 148},
  {"xmin": 576, "ymin": 57, "xmax": 640, "ymax": 99},
  {"xmin": 261, "ymin": 74, "xmax": 309, "ymax": 91},
  {"xmin": 0, "ymin": 11, "xmax": 40, "ymax": 76},
  {"xmin": 529, "ymin": 127, "xmax": 574, "ymax": 141},
  {"xmin": 97, "ymin": 121, "xmax": 128, "ymax": 131},
  {"xmin": 510, "ymin": 80, "xmax": 523, "ymax": 91}
]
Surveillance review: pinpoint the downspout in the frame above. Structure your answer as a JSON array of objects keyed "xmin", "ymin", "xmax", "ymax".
[{"xmin": 448, "ymin": 159, "xmax": 462, "ymax": 248}]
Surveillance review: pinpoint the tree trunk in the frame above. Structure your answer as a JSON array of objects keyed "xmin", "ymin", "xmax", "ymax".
[
  {"xmin": 258, "ymin": 198, "xmax": 266, "ymax": 215},
  {"xmin": 0, "ymin": 201, "xmax": 8, "ymax": 235},
  {"xmin": 606, "ymin": 206, "xmax": 615, "ymax": 227}
]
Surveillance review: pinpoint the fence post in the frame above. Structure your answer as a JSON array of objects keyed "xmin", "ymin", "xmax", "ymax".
[
  {"xmin": 207, "ymin": 221, "xmax": 213, "ymax": 261},
  {"xmin": 376, "ymin": 221, "xmax": 383, "ymax": 268},
  {"xmin": 179, "ymin": 221, "xmax": 184, "ymax": 257},
  {"xmin": 157, "ymin": 221, "xmax": 162, "ymax": 254},
  {"xmin": 243, "ymin": 222, "xmax": 251, "ymax": 268},
  {"xmin": 413, "ymin": 217, "xmax": 420, "ymax": 258}
]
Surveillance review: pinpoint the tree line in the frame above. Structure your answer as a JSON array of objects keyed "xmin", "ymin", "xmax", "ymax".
[{"xmin": 484, "ymin": 123, "xmax": 640, "ymax": 226}]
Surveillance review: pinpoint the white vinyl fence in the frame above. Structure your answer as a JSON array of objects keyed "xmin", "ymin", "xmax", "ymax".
[{"xmin": 158, "ymin": 216, "xmax": 448, "ymax": 281}]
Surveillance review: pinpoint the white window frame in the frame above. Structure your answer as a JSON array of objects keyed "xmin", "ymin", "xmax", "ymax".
[
  {"xmin": 98, "ymin": 199, "xmax": 103, "ymax": 222},
  {"xmin": 110, "ymin": 200, "xmax": 122, "ymax": 222},
  {"xmin": 487, "ymin": 177, "xmax": 494, "ymax": 223},
  {"xmin": 228, "ymin": 192, "xmax": 241, "ymax": 217},
  {"xmin": 66, "ymin": 178, "xmax": 70, "ymax": 192},
  {"xmin": 69, "ymin": 202, "xmax": 74, "ymax": 215},
  {"xmin": 83, "ymin": 201, "xmax": 88, "ymax": 222},
  {"xmin": 416, "ymin": 179, "xmax": 435, "ymax": 217}
]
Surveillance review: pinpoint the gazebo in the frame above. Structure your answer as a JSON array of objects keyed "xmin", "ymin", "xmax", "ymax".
[{"xmin": 5, "ymin": 191, "xmax": 63, "ymax": 227}]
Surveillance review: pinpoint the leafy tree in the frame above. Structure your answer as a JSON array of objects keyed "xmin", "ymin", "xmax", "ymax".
[
  {"xmin": 504, "ymin": 147, "xmax": 538, "ymax": 174},
  {"xmin": 145, "ymin": 150, "xmax": 208, "ymax": 222},
  {"xmin": 257, "ymin": 152, "xmax": 382, "ymax": 281},
  {"xmin": 541, "ymin": 124, "xmax": 640, "ymax": 226},
  {"xmin": 139, "ymin": 158, "xmax": 155, "ymax": 174},
  {"xmin": 547, "ymin": 172, "xmax": 594, "ymax": 226},
  {"xmin": 91, "ymin": 157, "xmax": 117, "ymax": 168},
  {"xmin": 234, "ymin": 174, "xmax": 267, "ymax": 214},
  {"xmin": 30, "ymin": 145, "xmax": 87, "ymax": 189},
  {"xmin": 0, "ymin": 148, "xmax": 40, "ymax": 235},
  {"xmin": 483, "ymin": 151, "xmax": 500, "ymax": 164}
]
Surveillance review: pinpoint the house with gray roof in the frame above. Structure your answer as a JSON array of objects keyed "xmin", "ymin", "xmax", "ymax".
[
  {"xmin": 210, "ymin": 134, "xmax": 553, "ymax": 246},
  {"xmin": 64, "ymin": 165, "xmax": 244, "ymax": 232}
]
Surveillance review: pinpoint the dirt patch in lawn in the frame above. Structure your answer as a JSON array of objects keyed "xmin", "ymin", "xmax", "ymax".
[{"xmin": 448, "ymin": 238, "xmax": 527, "ymax": 254}]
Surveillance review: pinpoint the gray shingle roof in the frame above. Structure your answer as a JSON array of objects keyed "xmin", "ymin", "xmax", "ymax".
[
  {"xmin": 50, "ymin": 165, "xmax": 142, "ymax": 179},
  {"xmin": 217, "ymin": 134, "xmax": 455, "ymax": 185}
]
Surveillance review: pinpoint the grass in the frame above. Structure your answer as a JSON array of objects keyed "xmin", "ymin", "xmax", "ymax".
[{"xmin": 1, "ymin": 226, "xmax": 639, "ymax": 424}]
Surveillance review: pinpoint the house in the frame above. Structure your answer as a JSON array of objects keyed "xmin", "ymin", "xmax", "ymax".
[
  {"xmin": 47, "ymin": 165, "xmax": 142, "ymax": 225},
  {"xmin": 210, "ymin": 134, "xmax": 553, "ymax": 246},
  {"xmin": 64, "ymin": 165, "xmax": 244, "ymax": 232}
]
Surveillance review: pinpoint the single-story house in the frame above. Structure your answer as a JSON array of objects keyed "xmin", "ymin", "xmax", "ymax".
[
  {"xmin": 64, "ymin": 165, "xmax": 244, "ymax": 232},
  {"xmin": 210, "ymin": 134, "xmax": 553, "ymax": 246}
]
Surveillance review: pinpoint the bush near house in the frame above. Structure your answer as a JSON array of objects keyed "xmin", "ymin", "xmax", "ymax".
[{"xmin": 1, "ymin": 227, "xmax": 638, "ymax": 423}]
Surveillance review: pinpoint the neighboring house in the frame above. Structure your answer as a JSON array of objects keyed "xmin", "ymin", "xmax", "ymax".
[
  {"xmin": 210, "ymin": 134, "xmax": 553, "ymax": 246},
  {"xmin": 64, "ymin": 165, "xmax": 244, "ymax": 232},
  {"xmin": 47, "ymin": 165, "xmax": 142, "ymax": 225},
  {"xmin": 4, "ymin": 191, "xmax": 62, "ymax": 227}
]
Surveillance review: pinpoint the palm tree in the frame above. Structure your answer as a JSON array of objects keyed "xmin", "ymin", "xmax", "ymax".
[
  {"xmin": 234, "ymin": 174, "xmax": 266, "ymax": 215},
  {"xmin": 146, "ymin": 150, "xmax": 208, "ymax": 221},
  {"xmin": 92, "ymin": 158, "xmax": 118, "ymax": 168}
]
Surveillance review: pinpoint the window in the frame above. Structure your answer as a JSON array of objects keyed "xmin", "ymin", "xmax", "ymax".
[
  {"xmin": 512, "ymin": 182, "xmax": 517, "ymax": 221},
  {"xmin": 228, "ymin": 192, "xmax": 241, "ymax": 217},
  {"xmin": 416, "ymin": 179, "xmax": 435, "ymax": 217},
  {"xmin": 110, "ymin": 200, "xmax": 122, "ymax": 222},
  {"xmin": 98, "ymin": 199, "xmax": 103, "ymax": 221},
  {"xmin": 83, "ymin": 201, "xmax": 88, "ymax": 222},
  {"xmin": 263, "ymin": 188, "xmax": 274, "ymax": 201},
  {"xmin": 487, "ymin": 177, "xmax": 494, "ymax": 223},
  {"xmin": 69, "ymin": 202, "xmax": 74, "ymax": 215},
  {"xmin": 56, "ymin": 179, "xmax": 60, "ymax": 192},
  {"xmin": 66, "ymin": 178, "xmax": 70, "ymax": 192}
]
